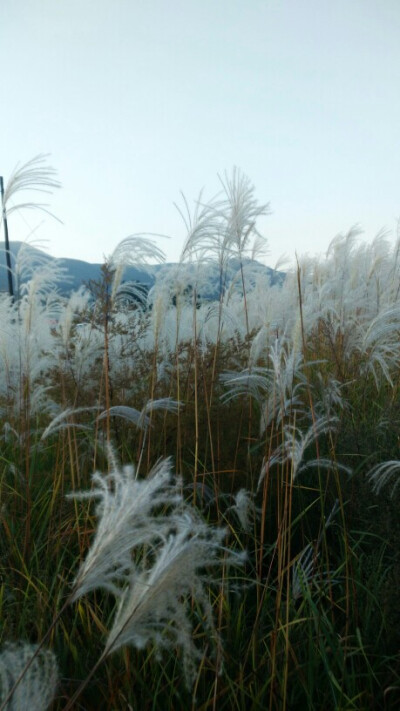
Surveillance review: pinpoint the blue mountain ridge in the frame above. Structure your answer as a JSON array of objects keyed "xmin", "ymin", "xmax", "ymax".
[{"xmin": 0, "ymin": 242, "xmax": 284, "ymax": 299}]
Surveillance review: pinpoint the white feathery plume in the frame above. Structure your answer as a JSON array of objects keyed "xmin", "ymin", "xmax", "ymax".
[
  {"xmin": 106, "ymin": 235, "xmax": 166, "ymax": 315},
  {"xmin": 179, "ymin": 169, "xmax": 269, "ymax": 303},
  {"xmin": 220, "ymin": 336, "xmax": 309, "ymax": 434},
  {"xmin": 313, "ymin": 373, "xmax": 346, "ymax": 420},
  {"xmin": 368, "ymin": 460, "xmax": 400, "ymax": 497},
  {"xmin": 292, "ymin": 500, "xmax": 340, "ymax": 601},
  {"xmin": 220, "ymin": 367, "xmax": 270, "ymax": 405},
  {"xmin": 40, "ymin": 406, "xmax": 101, "ymax": 441},
  {"xmin": 68, "ymin": 457, "xmax": 183, "ymax": 599},
  {"xmin": 97, "ymin": 399, "xmax": 182, "ymax": 432},
  {"xmin": 0, "ymin": 642, "xmax": 58, "ymax": 711},
  {"xmin": 112, "ymin": 280, "xmax": 149, "ymax": 310},
  {"xmin": 2, "ymin": 154, "xmax": 61, "ymax": 221},
  {"xmin": 229, "ymin": 488, "xmax": 259, "ymax": 532},
  {"xmin": 178, "ymin": 187, "xmax": 222, "ymax": 263},
  {"xmin": 109, "ymin": 235, "xmax": 166, "ymax": 282},
  {"xmin": 14, "ymin": 242, "xmax": 68, "ymax": 299},
  {"xmin": 97, "ymin": 405, "xmax": 150, "ymax": 430},
  {"xmin": 258, "ymin": 417, "xmax": 338, "ymax": 489},
  {"xmin": 213, "ymin": 168, "xmax": 270, "ymax": 260},
  {"xmin": 359, "ymin": 305, "xmax": 400, "ymax": 388},
  {"xmin": 143, "ymin": 398, "xmax": 182, "ymax": 417},
  {"xmin": 69, "ymin": 321, "xmax": 104, "ymax": 387},
  {"xmin": 57, "ymin": 285, "xmax": 91, "ymax": 348},
  {"xmin": 103, "ymin": 511, "xmax": 236, "ymax": 686},
  {"xmin": 249, "ymin": 324, "xmax": 270, "ymax": 365},
  {"xmin": 67, "ymin": 455, "xmax": 244, "ymax": 690},
  {"xmin": 291, "ymin": 543, "xmax": 319, "ymax": 601}
]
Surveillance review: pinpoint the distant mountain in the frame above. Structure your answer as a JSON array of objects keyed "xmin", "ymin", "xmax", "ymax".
[{"xmin": 0, "ymin": 242, "xmax": 284, "ymax": 299}]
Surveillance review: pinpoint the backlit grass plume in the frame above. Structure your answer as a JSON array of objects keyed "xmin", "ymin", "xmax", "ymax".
[
  {"xmin": 68, "ymin": 456, "xmax": 183, "ymax": 600},
  {"xmin": 64, "ymin": 454, "xmax": 243, "ymax": 704},
  {"xmin": 103, "ymin": 511, "xmax": 232, "ymax": 685}
]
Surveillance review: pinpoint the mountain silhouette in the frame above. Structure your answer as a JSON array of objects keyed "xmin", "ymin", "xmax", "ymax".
[{"xmin": 0, "ymin": 241, "xmax": 284, "ymax": 299}]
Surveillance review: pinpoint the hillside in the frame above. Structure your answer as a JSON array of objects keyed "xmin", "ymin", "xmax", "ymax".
[{"xmin": 0, "ymin": 241, "xmax": 284, "ymax": 298}]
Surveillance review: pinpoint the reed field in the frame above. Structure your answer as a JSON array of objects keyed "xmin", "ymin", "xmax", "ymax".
[{"xmin": 1, "ymin": 160, "xmax": 400, "ymax": 709}]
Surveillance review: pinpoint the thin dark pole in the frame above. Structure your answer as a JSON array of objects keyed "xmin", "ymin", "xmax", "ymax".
[{"xmin": 0, "ymin": 175, "xmax": 14, "ymax": 299}]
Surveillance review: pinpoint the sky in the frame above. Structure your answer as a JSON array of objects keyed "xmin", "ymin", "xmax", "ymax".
[{"xmin": 1, "ymin": 0, "xmax": 399, "ymax": 268}]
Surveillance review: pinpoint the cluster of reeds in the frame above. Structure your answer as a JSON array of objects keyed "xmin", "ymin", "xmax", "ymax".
[{"xmin": 0, "ymin": 159, "xmax": 399, "ymax": 709}]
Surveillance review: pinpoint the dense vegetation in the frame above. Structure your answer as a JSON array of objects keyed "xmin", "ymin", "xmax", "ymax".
[{"xmin": 1, "ymin": 162, "xmax": 399, "ymax": 709}]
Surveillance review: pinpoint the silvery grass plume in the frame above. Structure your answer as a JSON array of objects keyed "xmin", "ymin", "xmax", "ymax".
[
  {"xmin": 220, "ymin": 336, "xmax": 309, "ymax": 435},
  {"xmin": 368, "ymin": 460, "xmax": 400, "ymax": 497},
  {"xmin": 68, "ymin": 456, "xmax": 183, "ymax": 599},
  {"xmin": 56, "ymin": 285, "xmax": 92, "ymax": 349},
  {"xmin": 211, "ymin": 168, "xmax": 270, "ymax": 262},
  {"xmin": 69, "ymin": 321, "xmax": 104, "ymax": 389},
  {"xmin": 1, "ymin": 154, "xmax": 61, "ymax": 222},
  {"xmin": 0, "ymin": 642, "xmax": 58, "ymax": 711},
  {"xmin": 146, "ymin": 261, "xmax": 217, "ymax": 351},
  {"xmin": 227, "ymin": 488, "xmax": 260, "ymax": 533},
  {"xmin": 108, "ymin": 234, "xmax": 166, "ymax": 305},
  {"xmin": 263, "ymin": 335, "xmax": 309, "ymax": 430},
  {"xmin": 295, "ymin": 228, "xmax": 400, "ymax": 370},
  {"xmin": 97, "ymin": 399, "xmax": 182, "ymax": 473},
  {"xmin": 97, "ymin": 398, "xmax": 181, "ymax": 433},
  {"xmin": 0, "ymin": 242, "xmax": 68, "ymax": 421},
  {"xmin": 359, "ymin": 305, "xmax": 400, "ymax": 388},
  {"xmin": 109, "ymin": 234, "xmax": 166, "ymax": 270},
  {"xmin": 66, "ymin": 454, "xmax": 243, "ymax": 700},
  {"xmin": 291, "ymin": 499, "xmax": 340, "ymax": 601},
  {"xmin": 201, "ymin": 298, "xmax": 241, "ymax": 346},
  {"xmin": 236, "ymin": 269, "xmax": 281, "ymax": 336},
  {"xmin": 0, "ymin": 302, "xmax": 59, "ymax": 421},
  {"xmin": 178, "ymin": 186, "xmax": 222, "ymax": 263},
  {"xmin": 313, "ymin": 372, "xmax": 347, "ymax": 421},
  {"xmin": 291, "ymin": 541, "xmax": 339, "ymax": 603},
  {"xmin": 258, "ymin": 417, "xmax": 346, "ymax": 490},
  {"xmin": 40, "ymin": 406, "xmax": 101, "ymax": 441},
  {"xmin": 179, "ymin": 169, "xmax": 269, "ymax": 292},
  {"xmin": 13, "ymin": 241, "xmax": 68, "ymax": 301},
  {"xmin": 220, "ymin": 368, "xmax": 271, "ymax": 435},
  {"xmin": 103, "ymin": 510, "xmax": 239, "ymax": 685}
]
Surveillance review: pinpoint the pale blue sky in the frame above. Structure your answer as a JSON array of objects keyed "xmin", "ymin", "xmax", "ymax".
[{"xmin": 1, "ymin": 0, "xmax": 399, "ymax": 266}]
